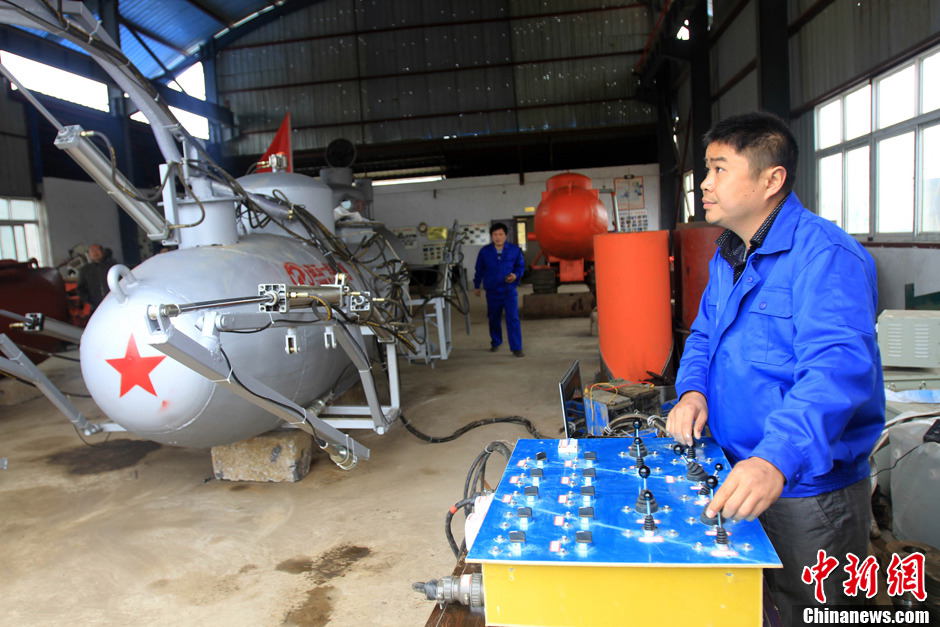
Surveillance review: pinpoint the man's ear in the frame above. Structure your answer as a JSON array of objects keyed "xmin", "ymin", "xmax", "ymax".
[{"xmin": 763, "ymin": 165, "xmax": 787, "ymax": 200}]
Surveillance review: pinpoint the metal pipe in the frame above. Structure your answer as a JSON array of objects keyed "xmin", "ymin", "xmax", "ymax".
[
  {"xmin": 53, "ymin": 125, "xmax": 169, "ymax": 240},
  {"xmin": 0, "ymin": 62, "xmax": 65, "ymax": 132},
  {"xmin": 151, "ymin": 293, "xmax": 278, "ymax": 319}
]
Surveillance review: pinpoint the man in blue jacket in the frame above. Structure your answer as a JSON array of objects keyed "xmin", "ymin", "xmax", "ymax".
[
  {"xmin": 667, "ymin": 112, "xmax": 884, "ymax": 623},
  {"xmin": 474, "ymin": 222, "xmax": 526, "ymax": 357}
]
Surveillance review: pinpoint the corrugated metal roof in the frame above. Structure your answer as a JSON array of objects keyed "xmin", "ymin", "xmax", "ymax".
[
  {"xmin": 20, "ymin": 0, "xmax": 276, "ymax": 79},
  {"xmin": 218, "ymin": 0, "xmax": 653, "ymax": 156}
]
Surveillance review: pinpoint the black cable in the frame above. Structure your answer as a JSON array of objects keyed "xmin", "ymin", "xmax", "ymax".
[
  {"xmin": 463, "ymin": 441, "xmax": 512, "ymax": 512},
  {"xmin": 399, "ymin": 413, "xmax": 542, "ymax": 443},
  {"xmin": 870, "ymin": 443, "xmax": 927, "ymax": 478},
  {"xmin": 445, "ymin": 497, "xmax": 476, "ymax": 558},
  {"xmin": 218, "ymin": 345, "xmax": 306, "ymax": 422}
]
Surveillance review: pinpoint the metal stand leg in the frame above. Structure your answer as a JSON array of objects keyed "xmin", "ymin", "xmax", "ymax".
[{"xmin": 0, "ymin": 334, "xmax": 121, "ymax": 436}]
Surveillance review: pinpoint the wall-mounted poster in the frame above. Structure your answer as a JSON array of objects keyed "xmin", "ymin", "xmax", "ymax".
[
  {"xmin": 615, "ymin": 175, "xmax": 648, "ymax": 232},
  {"xmin": 460, "ymin": 223, "xmax": 490, "ymax": 245}
]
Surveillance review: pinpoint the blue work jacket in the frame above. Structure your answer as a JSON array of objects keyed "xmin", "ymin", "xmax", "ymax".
[
  {"xmin": 474, "ymin": 242, "xmax": 526, "ymax": 292},
  {"xmin": 675, "ymin": 193, "xmax": 885, "ymax": 498}
]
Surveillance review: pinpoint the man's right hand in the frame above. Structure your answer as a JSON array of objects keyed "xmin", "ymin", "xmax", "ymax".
[
  {"xmin": 666, "ymin": 391, "xmax": 708, "ymax": 446},
  {"xmin": 474, "ymin": 289, "xmax": 481, "ymax": 297}
]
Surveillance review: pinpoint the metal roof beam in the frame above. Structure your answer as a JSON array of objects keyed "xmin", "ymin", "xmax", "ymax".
[
  {"xmin": 0, "ymin": 24, "xmax": 233, "ymax": 127},
  {"xmin": 117, "ymin": 15, "xmax": 188, "ymax": 57},
  {"xmin": 180, "ymin": 0, "xmax": 229, "ymax": 26},
  {"xmin": 151, "ymin": 0, "xmax": 327, "ymax": 85},
  {"xmin": 240, "ymin": 96, "xmax": 645, "ymax": 136},
  {"xmin": 222, "ymin": 2, "xmax": 648, "ymax": 53},
  {"xmin": 217, "ymin": 49, "xmax": 645, "ymax": 95}
]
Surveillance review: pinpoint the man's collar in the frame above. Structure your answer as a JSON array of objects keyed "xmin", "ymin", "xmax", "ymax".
[{"xmin": 715, "ymin": 192, "xmax": 800, "ymax": 255}]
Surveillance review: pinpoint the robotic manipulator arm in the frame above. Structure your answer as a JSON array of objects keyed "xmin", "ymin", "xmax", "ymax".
[{"xmin": 0, "ymin": 0, "xmax": 244, "ymax": 245}]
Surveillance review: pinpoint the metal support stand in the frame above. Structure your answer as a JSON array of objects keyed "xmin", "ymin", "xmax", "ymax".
[
  {"xmin": 318, "ymin": 326, "xmax": 401, "ymax": 433},
  {"xmin": 0, "ymin": 334, "xmax": 122, "ymax": 435},
  {"xmin": 405, "ymin": 295, "xmax": 453, "ymax": 365}
]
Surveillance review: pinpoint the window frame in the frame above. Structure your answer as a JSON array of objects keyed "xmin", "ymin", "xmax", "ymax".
[
  {"xmin": 814, "ymin": 45, "xmax": 940, "ymax": 243},
  {"xmin": 0, "ymin": 196, "xmax": 51, "ymax": 265}
]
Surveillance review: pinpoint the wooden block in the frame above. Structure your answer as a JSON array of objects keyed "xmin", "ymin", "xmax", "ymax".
[{"xmin": 211, "ymin": 430, "xmax": 314, "ymax": 482}]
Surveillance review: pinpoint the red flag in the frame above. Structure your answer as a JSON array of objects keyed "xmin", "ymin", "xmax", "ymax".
[{"xmin": 257, "ymin": 112, "xmax": 293, "ymax": 172}]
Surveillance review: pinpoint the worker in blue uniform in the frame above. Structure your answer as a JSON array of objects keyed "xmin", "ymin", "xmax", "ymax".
[
  {"xmin": 667, "ymin": 112, "xmax": 884, "ymax": 625},
  {"xmin": 474, "ymin": 223, "xmax": 526, "ymax": 357}
]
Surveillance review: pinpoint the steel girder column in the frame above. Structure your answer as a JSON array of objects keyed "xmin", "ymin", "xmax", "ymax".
[
  {"xmin": 97, "ymin": 0, "xmax": 143, "ymax": 265},
  {"xmin": 656, "ymin": 62, "xmax": 678, "ymax": 232},
  {"xmin": 689, "ymin": 0, "xmax": 711, "ymax": 223},
  {"xmin": 201, "ymin": 38, "xmax": 224, "ymax": 162},
  {"xmin": 756, "ymin": 0, "xmax": 790, "ymax": 123}
]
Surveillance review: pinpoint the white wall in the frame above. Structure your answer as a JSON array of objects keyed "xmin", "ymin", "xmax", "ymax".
[
  {"xmin": 372, "ymin": 163, "xmax": 660, "ymax": 275},
  {"xmin": 867, "ymin": 246, "xmax": 940, "ymax": 311},
  {"xmin": 42, "ymin": 177, "xmax": 123, "ymax": 265}
]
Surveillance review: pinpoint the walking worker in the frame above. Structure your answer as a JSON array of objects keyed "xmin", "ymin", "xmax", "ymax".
[
  {"xmin": 474, "ymin": 222, "xmax": 526, "ymax": 357},
  {"xmin": 666, "ymin": 111, "xmax": 884, "ymax": 624}
]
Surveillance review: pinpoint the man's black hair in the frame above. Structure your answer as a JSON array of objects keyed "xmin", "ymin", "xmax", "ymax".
[
  {"xmin": 704, "ymin": 111, "xmax": 799, "ymax": 195},
  {"xmin": 490, "ymin": 222, "xmax": 508, "ymax": 235}
]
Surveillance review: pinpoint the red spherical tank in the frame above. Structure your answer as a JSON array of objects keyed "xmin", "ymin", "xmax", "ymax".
[{"xmin": 534, "ymin": 173, "xmax": 609, "ymax": 260}]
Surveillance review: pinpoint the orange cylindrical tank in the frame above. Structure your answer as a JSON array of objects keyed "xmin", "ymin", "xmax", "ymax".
[
  {"xmin": 674, "ymin": 223, "xmax": 723, "ymax": 330},
  {"xmin": 594, "ymin": 231, "xmax": 672, "ymax": 382},
  {"xmin": 534, "ymin": 173, "xmax": 609, "ymax": 260}
]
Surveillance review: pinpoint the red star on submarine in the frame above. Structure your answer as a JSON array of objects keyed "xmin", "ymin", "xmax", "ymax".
[{"xmin": 106, "ymin": 335, "xmax": 165, "ymax": 397}]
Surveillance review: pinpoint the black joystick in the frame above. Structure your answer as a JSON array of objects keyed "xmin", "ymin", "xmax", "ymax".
[
  {"xmin": 715, "ymin": 526, "xmax": 729, "ymax": 545},
  {"xmin": 687, "ymin": 440, "xmax": 697, "ymax": 460},
  {"xmin": 628, "ymin": 436, "xmax": 648, "ymax": 458},
  {"xmin": 686, "ymin": 460, "xmax": 708, "ymax": 482},
  {"xmin": 635, "ymin": 488, "xmax": 658, "ymax": 514},
  {"xmin": 672, "ymin": 443, "xmax": 685, "ymax": 456},
  {"xmin": 643, "ymin": 513, "xmax": 657, "ymax": 532},
  {"xmin": 637, "ymin": 464, "xmax": 651, "ymax": 500},
  {"xmin": 700, "ymin": 475, "xmax": 720, "ymax": 525}
]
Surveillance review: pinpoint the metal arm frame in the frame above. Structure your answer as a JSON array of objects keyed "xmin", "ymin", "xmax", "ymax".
[
  {"xmin": 0, "ymin": 334, "xmax": 123, "ymax": 436},
  {"xmin": 145, "ymin": 309, "xmax": 404, "ymax": 468}
]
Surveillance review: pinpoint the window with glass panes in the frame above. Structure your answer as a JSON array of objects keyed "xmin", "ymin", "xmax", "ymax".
[
  {"xmin": 814, "ymin": 45, "xmax": 940, "ymax": 238},
  {"xmin": 0, "ymin": 198, "xmax": 47, "ymax": 264}
]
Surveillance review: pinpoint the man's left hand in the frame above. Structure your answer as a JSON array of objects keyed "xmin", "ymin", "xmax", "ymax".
[
  {"xmin": 706, "ymin": 457, "xmax": 785, "ymax": 521},
  {"xmin": 505, "ymin": 273, "xmax": 517, "ymax": 283}
]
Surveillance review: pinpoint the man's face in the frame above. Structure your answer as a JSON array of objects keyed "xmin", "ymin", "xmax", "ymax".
[
  {"xmin": 88, "ymin": 245, "xmax": 104, "ymax": 262},
  {"xmin": 491, "ymin": 228, "xmax": 507, "ymax": 246},
  {"xmin": 701, "ymin": 142, "xmax": 764, "ymax": 232}
]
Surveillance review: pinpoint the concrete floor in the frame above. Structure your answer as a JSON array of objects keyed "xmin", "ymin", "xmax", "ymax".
[{"xmin": 0, "ymin": 288, "xmax": 599, "ymax": 626}]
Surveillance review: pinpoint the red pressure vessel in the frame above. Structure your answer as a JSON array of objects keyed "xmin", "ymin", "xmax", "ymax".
[
  {"xmin": 534, "ymin": 173, "xmax": 609, "ymax": 260},
  {"xmin": 0, "ymin": 259, "xmax": 70, "ymax": 363}
]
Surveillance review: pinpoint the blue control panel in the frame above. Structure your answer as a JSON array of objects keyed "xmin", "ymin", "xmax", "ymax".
[{"xmin": 467, "ymin": 436, "xmax": 781, "ymax": 568}]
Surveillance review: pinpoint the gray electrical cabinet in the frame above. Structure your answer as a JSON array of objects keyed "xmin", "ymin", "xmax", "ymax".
[{"xmin": 878, "ymin": 310, "xmax": 940, "ymax": 368}]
